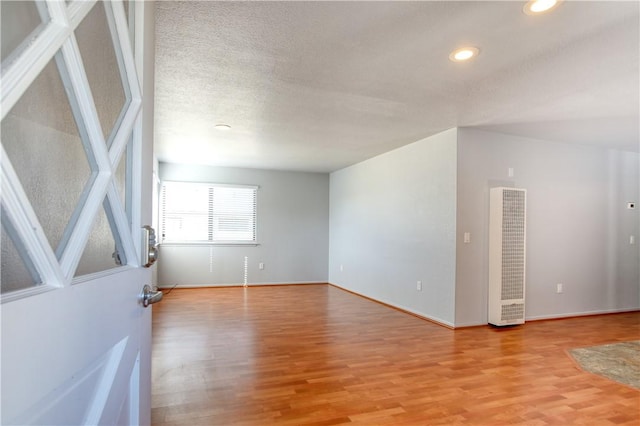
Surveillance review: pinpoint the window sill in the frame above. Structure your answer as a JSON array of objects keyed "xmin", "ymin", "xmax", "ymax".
[{"xmin": 160, "ymin": 242, "xmax": 260, "ymax": 247}]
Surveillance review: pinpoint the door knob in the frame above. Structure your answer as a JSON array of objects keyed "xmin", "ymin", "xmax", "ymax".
[{"xmin": 141, "ymin": 285, "xmax": 163, "ymax": 307}]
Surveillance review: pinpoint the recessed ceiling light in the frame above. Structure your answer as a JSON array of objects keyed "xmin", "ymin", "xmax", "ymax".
[
  {"xmin": 214, "ymin": 124, "xmax": 231, "ymax": 130},
  {"xmin": 524, "ymin": 0, "xmax": 560, "ymax": 15},
  {"xmin": 449, "ymin": 47, "xmax": 479, "ymax": 62}
]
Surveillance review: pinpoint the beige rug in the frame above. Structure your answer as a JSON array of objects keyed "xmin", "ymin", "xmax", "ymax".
[{"xmin": 569, "ymin": 340, "xmax": 640, "ymax": 389}]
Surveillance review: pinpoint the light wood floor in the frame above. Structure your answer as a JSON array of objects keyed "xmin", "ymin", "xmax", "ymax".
[{"xmin": 151, "ymin": 284, "xmax": 639, "ymax": 425}]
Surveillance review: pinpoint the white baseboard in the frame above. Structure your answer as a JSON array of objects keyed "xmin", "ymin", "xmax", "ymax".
[
  {"xmin": 158, "ymin": 281, "xmax": 326, "ymax": 289},
  {"xmin": 526, "ymin": 307, "xmax": 640, "ymax": 321},
  {"xmin": 453, "ymin": 307, "xmax": 640, "ymax": 328},
  {"xmin": 328, "ymin": 282, "xmax": 455, "ymax": 329},
  {"xmin": 157, "ymin": 282, "xmax": 639, "ymax": 328}
]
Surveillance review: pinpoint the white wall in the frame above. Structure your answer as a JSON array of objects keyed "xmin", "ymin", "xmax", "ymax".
[
  {"xmin": 328, "ymin": 129, "xmax": 458, "ymax": 326},
  {"xmin": 157, "ymin": 163, "xmax": 329, "ymax": 287},
  {"xmin": 455, "ymin": 128, "xmax": 640, "ymax": 326}
]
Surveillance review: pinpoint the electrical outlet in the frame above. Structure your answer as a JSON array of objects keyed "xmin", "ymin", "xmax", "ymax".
[
  {"xmin": 417, "ymin": 281, "xmax": 422, "ymax": 291},
  {"xmin": 339, "ymin": 264, "xmax": 344, "ymax": 272},
  {"xmin": 259, "ymin": 262, "xmax": 264, "ymax": 270},
  {"xmin": 556, "ymin": 283, "xmax": 563, "ymax": 294}
]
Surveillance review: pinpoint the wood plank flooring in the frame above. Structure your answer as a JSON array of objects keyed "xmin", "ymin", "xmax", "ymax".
[{"xmin": 151, "ymin": 285, "xmax": 640, "ymax": 425}]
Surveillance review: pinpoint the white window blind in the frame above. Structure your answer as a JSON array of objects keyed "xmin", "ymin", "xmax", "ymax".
[{"xmin": 161, "ymin": 182, "xmax": 257, "ymax": 243}]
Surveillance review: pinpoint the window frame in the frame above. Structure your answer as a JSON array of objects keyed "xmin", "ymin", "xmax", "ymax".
[{"xmin": 160, "ymin": 181, "xmax": 258, "ymax": 246}]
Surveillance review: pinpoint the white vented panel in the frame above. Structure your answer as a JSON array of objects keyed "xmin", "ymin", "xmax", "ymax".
[{"xmin": 488, "ymin": 187, "xmax": 527, "ymax": 326}]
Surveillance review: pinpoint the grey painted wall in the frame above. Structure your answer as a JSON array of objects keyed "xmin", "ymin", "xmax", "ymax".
[
  {"xmin": 157, "ymin": 128, "xmax": 637, "ymax": 327},
  {"xmin": 455, "ymin": 128, "xmax": 639, "ymax": 326},
  {"xmin": 157, "ymin": 163, "xmax": 330, "ymax": 287},
  {"xmin": 328, "ymin": 129, "xmax": 458, "ymax": 326}
]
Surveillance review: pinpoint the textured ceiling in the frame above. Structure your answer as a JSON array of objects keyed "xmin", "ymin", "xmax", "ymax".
[{"xmin": 154, "ymin": 1, "xmax": 639, "ymax": 173}]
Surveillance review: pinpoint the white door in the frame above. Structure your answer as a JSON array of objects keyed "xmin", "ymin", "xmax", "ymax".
[{"xmin": 1, "ymin": 1, "xmax": 156, "ymax": 424}]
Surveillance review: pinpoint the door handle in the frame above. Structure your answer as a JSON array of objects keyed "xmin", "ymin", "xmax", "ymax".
[{"xmin": 141, "ymin": 285, "xmax": 163, "ymax": 307}]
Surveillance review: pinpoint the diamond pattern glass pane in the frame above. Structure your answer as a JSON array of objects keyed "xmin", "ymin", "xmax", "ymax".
[
  {"xmin": 75, "ymin": 1, "xmax": 129, "ymax": 148},
  {"xmin": 114, "ymin": 138, "xmax": 133, "ymax": 228},
  {"xmin": 1, "ymin": 1, "xmax": 49, "ymax": 66},
  {"xmin": 75, "ymin": 197, "xmax": 126, "ymax": 276},
  {"xmin": 123, "ymin": 0, "xmax": 130, "ymax": 23},
  {"xmin": 123, "ymin": 0, "xmax": 134, "ymax": 50},
  {"xmin": 1, "ymin": 56, "xmax": 97, "ymax": 260},
  {"xmin": 1, "ymin": 207, "xmax": 42, "ymax": 294}
]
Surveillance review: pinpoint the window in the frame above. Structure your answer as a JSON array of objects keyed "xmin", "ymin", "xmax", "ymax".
[{"xmin": 160, "ymin": 182, "xmax": 257, "ymax": 244}]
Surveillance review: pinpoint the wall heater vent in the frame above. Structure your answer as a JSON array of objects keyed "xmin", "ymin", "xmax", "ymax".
[{"xmin": 489, "ymin": 187, "xmax": 527, "ymax": 326}]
